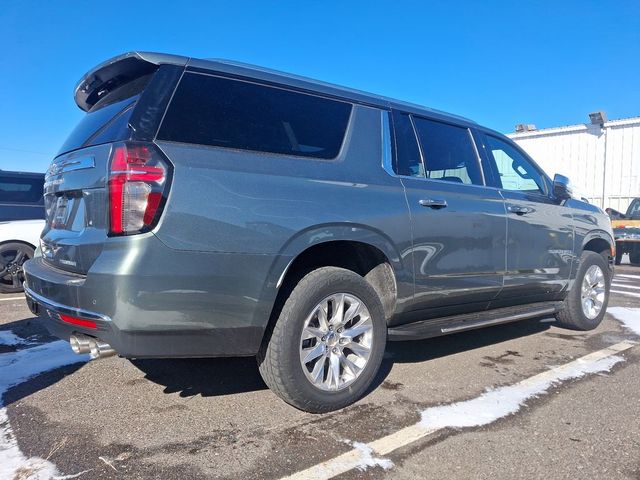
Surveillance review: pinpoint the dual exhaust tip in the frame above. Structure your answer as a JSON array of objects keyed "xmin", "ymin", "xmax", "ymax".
[{"xmin": 69, "ymin": 334, "xmax": 116, "ymax": 360}]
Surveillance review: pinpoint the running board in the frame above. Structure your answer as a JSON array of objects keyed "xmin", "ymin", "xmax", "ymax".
[{"xmin": 388, "ymin": 302, "xmax": 562, "ymax": 341}]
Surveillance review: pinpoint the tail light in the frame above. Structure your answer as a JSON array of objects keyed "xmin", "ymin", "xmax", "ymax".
[{"xmin": 108, "ymin": 142, "xmax": 172, "ymax": 235}]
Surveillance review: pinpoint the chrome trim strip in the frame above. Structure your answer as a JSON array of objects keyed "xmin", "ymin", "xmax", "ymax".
[
  {"xmin": 440, "ymin": 307, "xmax": 556, "ymax": 333},
  {"xmin": 62, "ymin": 156, "xmax": 95, "ymax": 173},
  {"xmin": 24, "ymin": 285, "xmax": 111, "ymax": 323},
  {"xmin": 381, "ymin": 110, "xmax": 394, "ymax": 176}
]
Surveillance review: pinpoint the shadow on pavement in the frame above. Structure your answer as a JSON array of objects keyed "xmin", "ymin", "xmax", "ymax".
[{"xmin": 131, "ymin": 317, "xmax": 552, "ymax": 399}]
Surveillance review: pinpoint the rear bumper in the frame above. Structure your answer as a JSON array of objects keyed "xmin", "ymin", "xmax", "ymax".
[
  {"xmin": 23, "ymin": 237, "xmax": 282, "ymax": 357},
  {"xmin": 25, "ymin": 283, "xmax": 260, "ymax": 357}
]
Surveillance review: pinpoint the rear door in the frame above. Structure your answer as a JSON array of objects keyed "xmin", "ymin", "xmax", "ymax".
[
  {"xmin": 391, "ymin": 111, "xmax": 507, "ymax": 313},
  {"xmin": 476, "ymin": 131, "xmax": 573, "ymax": 303}
]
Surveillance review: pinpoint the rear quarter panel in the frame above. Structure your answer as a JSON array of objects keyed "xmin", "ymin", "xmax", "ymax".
[{"xmin": 154, "ymin": 105, "xmax": 414, "ymax": 312}]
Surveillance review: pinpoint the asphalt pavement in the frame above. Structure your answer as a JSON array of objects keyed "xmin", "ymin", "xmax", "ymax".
[{"xmin": 1, "ymin": 264, "xmax": 639, "ymax": 479}]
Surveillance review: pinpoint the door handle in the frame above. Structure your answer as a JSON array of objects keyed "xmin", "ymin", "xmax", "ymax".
[
  {"xmin": 419, "ymin": 198, "xmax": 447, "ymax": 209},
  {"xmin": 508, "ymin": 205, "xmax": 532, "ymax": 215}
]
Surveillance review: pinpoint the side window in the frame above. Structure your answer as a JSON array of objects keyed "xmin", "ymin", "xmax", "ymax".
[
  {"xmin": 157, "ymin": 73, "xmax": 352, "ymax": 159},
  {"xmin": 482, "ymin": 135, "xmax": 546, "ymax": 194},
  {"xmin": 412, "ymin": 117, "xmax": 483, "ymax": 186},
  {"xmin": 0, "ymin": 176, "xmax": 44, "ymax": 204},
  {"xmin": 391, "ymin": 111, "xmax": 423, "ymax": 177}
]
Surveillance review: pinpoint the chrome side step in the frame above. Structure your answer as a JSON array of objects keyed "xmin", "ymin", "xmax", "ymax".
[
  {"xmin": 440, "ymin": 307, "xmax": 557, "ymax": 333},
  {"xmin": 388, "ymin": 302, "xmax": 561, "ymax": 341}
]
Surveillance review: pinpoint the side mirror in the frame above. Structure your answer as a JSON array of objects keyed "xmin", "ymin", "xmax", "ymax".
[{"xmin": 553, "ymin": 174, "xmax": 573, "ymax": 201}]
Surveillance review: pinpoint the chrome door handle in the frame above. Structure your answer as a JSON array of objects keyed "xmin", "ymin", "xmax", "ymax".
[
  {"xmin": 508, "ymin": 205, "xmax": 531, "ymax": 215},
  {"xmin": 419, "ymin": 198, "xmax": 447, "ymax": 209}
]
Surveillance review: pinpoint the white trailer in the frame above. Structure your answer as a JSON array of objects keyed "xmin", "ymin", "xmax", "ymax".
[{"xmin": 508, "ymin": 116, "xmax": 640, "ymax": 211}]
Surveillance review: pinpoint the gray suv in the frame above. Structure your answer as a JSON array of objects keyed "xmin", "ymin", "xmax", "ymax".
[{"xmin": 24, "ymin": 52, "xmax": 615, "ymax": 413}]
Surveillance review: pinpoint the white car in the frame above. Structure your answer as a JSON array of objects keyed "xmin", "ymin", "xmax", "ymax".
[{"xmin": 0, "ymin": 219, "xmax": 45, "ymax": 293}]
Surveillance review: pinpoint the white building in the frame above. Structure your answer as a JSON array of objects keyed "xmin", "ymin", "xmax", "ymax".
[{"xmin": 508, "ymin": 115, "xmax": 640, "ymax": 212}]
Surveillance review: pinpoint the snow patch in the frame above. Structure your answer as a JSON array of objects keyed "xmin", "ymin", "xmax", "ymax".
[
  {"xmin": 0, "ymin": 339, "xmax": 88, "ymax": 479},
  {"xmin": 345, "ymin": 440, "xmax": 393, "ymax": 471},
  {"xmin": 420, "ymin": 354, "xmax": 623, "ymax": 429},
  {"xmin": 607, "ymin": 307, "xmax": 640, "ymax": 336},
  {"xmin": 0, "ymin": 330, "xmax": 26, "ymax": 346}
]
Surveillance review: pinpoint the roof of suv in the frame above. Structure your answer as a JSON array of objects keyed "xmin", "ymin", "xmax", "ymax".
[
  {"xmin": 0, "ymin": 170, "xmax": 45, "ymax": 177},
  {"xmin": 76, "ymin": 51, "xmax": 477, "ymax": 127}
]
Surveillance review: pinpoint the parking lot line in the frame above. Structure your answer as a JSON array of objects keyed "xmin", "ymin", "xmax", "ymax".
[
  {"xmin": 280, "ymin": 340, "xmax": 637, "ymax": 480},
  {"xmin": 611, "ymin": 290, "xmax": 640, "ymax": 299},
  {"xmin": 612, "ymin": 282, "xmax": 640, "ymax": 290},
  {"xmin": 615, "ymin": 274, "xmax": 640, "ymax": 280},
  {"xmin": 0, "ymin": 296, "xmax": 24, "ymax": 302}
]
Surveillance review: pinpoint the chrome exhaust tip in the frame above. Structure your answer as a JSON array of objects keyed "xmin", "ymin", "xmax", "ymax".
[
  {"xmin": 69, "ymin": 334, "xmax": 116, "ymax": 359},
  {"xmin": 69, "ymin": 334, "xmax": 92, "ymax": 355},
  {"xmin": 89, "ymin": 339, "xmax": 116, "ymax": 359}
]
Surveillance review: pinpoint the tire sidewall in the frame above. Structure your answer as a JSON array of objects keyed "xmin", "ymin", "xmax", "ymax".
[
  {"xmin": 0, "ymin": 242, "xmax": 34, "ymax": 293},
  {"xmin": 280, "ymin": 268, "xmax": 387, "ymax": 409},
  {"xmin": 570, "ymin": 251, "xmax": 611, "ymax": 329}
]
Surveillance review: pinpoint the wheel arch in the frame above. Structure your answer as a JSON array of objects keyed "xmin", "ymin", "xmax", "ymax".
[
  {"xmin": 0, "ymin": 239, "xmax": 37, "ymax": 250},
  {"xmin": 582, "ymin": 230, "xmax": 615, "ymax": 258},
  {"xmin": 254, "ymin": 223, "xmax": 406, "ymax": 349}
]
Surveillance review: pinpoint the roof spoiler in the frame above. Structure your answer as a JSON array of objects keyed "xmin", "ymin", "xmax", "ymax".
[{"xmin": 74, "ymin": 51, "xmax": 189, "ymax": 112}]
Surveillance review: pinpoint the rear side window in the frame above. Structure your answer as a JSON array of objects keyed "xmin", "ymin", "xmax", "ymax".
[
  {"xmin": 391, "ymin": 111, "xmax": 423, "ymax": 177},
  {"xmin": 0, "ymin": 176, "xmax": 44, "ymax": 204},
  {"xmin": 412, "ymin": 117, "xmax": 483, "ymax": 186},
  {"xmin": 157, "ymin": 73, "xmax": 352, "ymax": 159}
]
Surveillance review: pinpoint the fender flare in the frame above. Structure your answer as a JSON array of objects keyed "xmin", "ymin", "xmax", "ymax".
[{"xmin": 251, "ymin": 223, "xmax": 407, "ymax": 330}]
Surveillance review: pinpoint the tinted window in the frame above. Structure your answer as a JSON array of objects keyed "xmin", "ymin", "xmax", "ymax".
[
  {"xmin": 412, "ymin": 117, "xmax": 483, "ymax": 185},
  {"xmin": 627, "ymin": 199, "xmax": 640, "ymax": 218},
  {"xmin": 57, "ymin": 73, "xmax": 154, "ymax": 155},
  {"xmin": 158, "ymin": 73, "xmax": 352, "ymax": 159},
  {"xmin": 482, "ymin": 135, "xmax": 545, "ymax": 194},
  {"xmin": 0, "ymin": 176, "xmax": 44, "ymax": 204},
  {"xmin": 58, "ymin": 96, "xmax": 136, "ymax": 155},
  {"xmin": 391, "ymin": 111, "xmax": 423, "ymax": 177}
]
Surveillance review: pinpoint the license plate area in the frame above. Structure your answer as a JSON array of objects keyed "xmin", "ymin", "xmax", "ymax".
[{"xmin": 48, "ymin": 193, "xmax": 86, "ymax": 232}]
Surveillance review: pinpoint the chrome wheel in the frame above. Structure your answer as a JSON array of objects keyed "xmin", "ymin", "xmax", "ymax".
[
  {"xmin": 0, "ymin": 244, "xmax": 33, "ymax": 293},
  {"xmin": 580, "ymin": 264, "xmax": 606, "ymax": 320},
  {"xmin": 299, "ymin": 293, "xmax": 373, "ymax": 391}
]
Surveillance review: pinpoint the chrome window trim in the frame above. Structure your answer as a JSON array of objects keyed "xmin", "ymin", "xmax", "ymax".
[
  {"xmin": 381, "ymin": 109, "xmax": 504, "ymax": 194},
  {"xmin": 381, "ymin": 110, "xmax": 394, "ymax": 176}
]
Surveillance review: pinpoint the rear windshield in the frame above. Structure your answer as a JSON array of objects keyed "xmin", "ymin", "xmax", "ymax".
[
  {"xmin": 157, "ymin": 73, "xmax": 352, "ymax": 159},
  {"xmin": 57, "ymin": 74, "xmax": 153, "ymax": 155},
  {"xmin": 0, "ymin": 175, "xmax": 44, "ymax": 204}
]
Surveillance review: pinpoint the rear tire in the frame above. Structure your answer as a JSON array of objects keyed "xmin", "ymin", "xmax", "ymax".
[
  {"xmin": 0, "ymin": 242, "xmax": 34, "ymax": 294},
  {"xmin": 556, "ymin": 251, "xmax": 611, "ymax": 331},
  {"xmin": 257, "ymin": 267, "xmax": 387, "ymax": 413}
]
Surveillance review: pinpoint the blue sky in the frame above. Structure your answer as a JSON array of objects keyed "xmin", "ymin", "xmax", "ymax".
[{"xmin": 1, "ymin": 0, "xmax": 639, "ymax": 172}]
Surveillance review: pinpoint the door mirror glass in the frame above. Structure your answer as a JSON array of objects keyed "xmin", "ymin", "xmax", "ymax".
[{"xmin": 553, "ymin": 174, "xmax": 573, "ymax": 201}]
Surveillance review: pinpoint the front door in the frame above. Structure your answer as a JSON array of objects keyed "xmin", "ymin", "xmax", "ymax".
[{"xmin": 476, "ymin": 132, "xmax": 573, "ymax": 303}]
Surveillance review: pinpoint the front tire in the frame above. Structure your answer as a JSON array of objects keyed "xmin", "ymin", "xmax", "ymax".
[
  {"xmin": 556, "ymin": 251, "xmax": 611, "ymax": 331},
  {"xmin": 258, "ymin": 267, "xmax": 387, "ymax": 413}
]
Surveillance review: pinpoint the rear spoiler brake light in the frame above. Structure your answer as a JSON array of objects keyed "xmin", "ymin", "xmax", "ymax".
[{"xmin": 74, "ymin": 52, "xmax": 189, "ymax": 112}]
